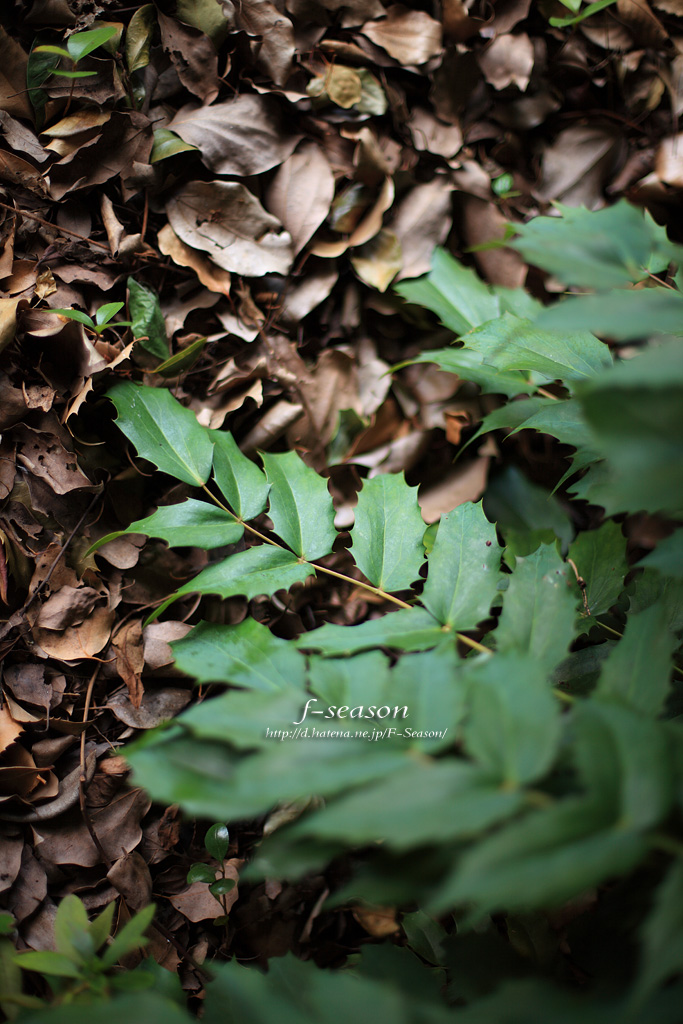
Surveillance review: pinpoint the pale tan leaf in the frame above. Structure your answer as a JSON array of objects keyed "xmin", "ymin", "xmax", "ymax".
[
  {"xmin": 351, "ymin": 229, "xmax": 403, "ymax": 291},
  {"xmin": 361, "ymin": 5, "xmax": 443, "ymax": 66},
  {"xmin": 158, "ymin": 223, "xmax": 231, "ymax": 295},
  {"xmin": 478, "ymin": 33, "xmax": 534, "ymax": 91},
  {"xmin": 266, "ymin": 142, "xmax": 336, "ymax": 255}
]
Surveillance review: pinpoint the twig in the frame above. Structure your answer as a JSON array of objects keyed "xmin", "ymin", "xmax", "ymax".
[{"xmin": 0, "ymin": 199, "xmax": 110, "ymax": 251}]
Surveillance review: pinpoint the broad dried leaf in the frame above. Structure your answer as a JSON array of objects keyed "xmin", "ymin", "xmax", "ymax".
[
  {"xmin": 167, "ymin": 181, "xmax": 293, "ymax": 276},
  {"xmin": 167, "ymin": 95, "xmax": 300, "ymax": 176},
  {"xmin": 234, "ymin": 0, "xmax": 295, "ymax": 85},
  {"xmin": 361, "ymin": 5, "xmax": 443, "ymax": 66},
  {"xmin": 157, "ymin": 11, "xmax": 221, "ymax": 104},
  {"xmin": 266, "ymin": 142, "xmax": 335, "ymax": 255},
  {"xmin": 157, "ymin": 223, "xmax": 231, "ymax": 295},
  {"xmin": 478, "ymin": 33, "xmax": 534, "ymax": 91}
]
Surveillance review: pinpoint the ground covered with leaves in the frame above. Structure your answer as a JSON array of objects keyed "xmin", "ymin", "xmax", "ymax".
[{"xmin": 1, "ymin": 0, "xmax": 683, "ymax": 1021}]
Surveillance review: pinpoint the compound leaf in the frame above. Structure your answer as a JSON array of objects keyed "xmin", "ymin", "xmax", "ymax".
[
  {"xmin": 261, "ymin": 451, "xmax": 336, "ymax": 560},
  {"xmin": 350, "ymin": 473, "xmax": 425, "ymax": 592},
  {"xmin": 88, "ymin": 499, "xmax": 243, "ymax": 554}
]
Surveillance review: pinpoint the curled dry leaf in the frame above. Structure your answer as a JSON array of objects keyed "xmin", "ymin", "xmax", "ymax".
[
  {"xmin": 361, "ymin": 5, "xmax": 443, "ymax": 66},
  {"xmin": 107, "ymin": 850, "xmax": 153, "ymax": 910},
  {"xmin": 112, "ymin": 619, "xmax": 145, "ymax": 709},
  {"xmin": 655, "ymin": 133, "xmax": 683, "ymax": 187},
  {"xmin": 266, "ymin": 142, "xmax": 336, "ymax": 256},
  {"xmin": 167, "ymin": 94, "xmax": 301, "ymax": 176},
  {"xmin": 351, "ymin": 228, "xmax": 403, "ymax": 291},
  {"xmin": 312, "ymin": 176, "xmax": 395, "ymax": 258},
  {"xmin": 157, "ymin": 11, "xmax": 221, "ymax": 104},
  {"xmin": 408, "ymin": 107, "xmax": 463, "ymax": 158},
  {"xmin": 30, "ymin": 605, "xmax": 115, "ymax": 661},
  {"xmin": 0, "ymin": 703, "xmax": 22, "ymax": 754},
  {"xmin": 478, "ymin": 33, "xmax": 534, "ymax": 92},
  {"xmin": 167, "ymin": 180, "xmax": 293, "ymax": 276},
  {"xmin": 418, "ymin": 459, "xmax": 490, "ymax": 523},
  {"xmin": 142, "ymin": 621, "xmax": 193, "ymax": 671},
  {"xmin": 158, "ymin": 223, "xmax": 231, "ymax": 295},
  {"xmin": 234, "ymin": 0, "xmax": 296, "ymax": 86}
]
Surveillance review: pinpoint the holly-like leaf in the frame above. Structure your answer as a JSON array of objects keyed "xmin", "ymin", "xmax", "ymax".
[
  {"xmin": 639, "ymin": 530, "xmax": 683, "ymax": 580},
  {"xmin": 170, "ymin": 618, "xmax": 307, "ymax": 691},
  {"xmin": 153, "ymin": 545, "xmax": 315, "ymax": 619},
  {"xmin": 107, "ymin": 382, "xmax": 214, "ymax": 487},
  {"xmin": 568, "ymin": 521, "xmax": 628, "ymax": 631},
  {"xmin": 296, "ymin": 607, "xmax": 445, "ymax": 656},
  {"xmin": 350, "ymin": 473, "xmax": 426, "ymax": 592},
  {"xmin": 463, "ymin": 652, "xmax": 562, "ymax": 786},
  {"xmin": 88, "ymin": 499, "xmax": 243, "ymax": 554},
  {"xmin": 421, "ymin": 501, "xmax": 502, "ymax": 630},
  {"xmin": 495, "ymin": 545, "xmax": 577, "ymax": 675},
  {"xmin": 261, "ymin": 451, "xmax": 337, "ymax": 560},
  {"xmin": 210, "ymin": 431, "xmax": 270, "ymax": 521}
]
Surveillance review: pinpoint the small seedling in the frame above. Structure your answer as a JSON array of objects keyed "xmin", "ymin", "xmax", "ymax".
[
  {"xmin": 187, "ymin": 823, "xmax": 235, "ymax": 924},
  {"xmin": 10, "ymin": 895, "xmax": 155, "ymax": 1006},
  {"xmin": 34, "ymin": 25, "xmax": 119, "ymax": 79},
  {"xmin": 49, "ymin": 301, "xmax": 133, "ymax": 336}
]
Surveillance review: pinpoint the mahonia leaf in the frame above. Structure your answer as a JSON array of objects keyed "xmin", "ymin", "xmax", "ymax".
[
  {"xmin": 108, "ymin": 383, "xmax": 214, "ymax": 487},
  {"xmin": 151, "ymin": 546, "xmax": 315, "ymax": 620},
  {"xmin": 421, "ymin": 501, "xmax": 501, "ymax": 630},
  {"xmin": 495, "ymin": 545, "xmax": 577, "ymax": 675},
  {"xmin": 261, "ymin": 451, "xmax": 337, "ymax": 560},
  {"xmin": 88, "ymin": 499, "xmax": 243, "ymax": 554},
  {"xmin": 350, "ymin": 473, "xmax": 426, "ymax": 592},
  {"xmin": 209, "ymin": 431, "xmax": 270, "ymax": 521},
  {"xmin": 568, "ymin": 520, "xmax": 628, "ymax": 632},
  {"xmin": 170, "ymin": 618, "xmax": 307, "ymax": 691},
  {"xmin": 297, "ymin": 608, "xmax": 445, "ymax": 656}
]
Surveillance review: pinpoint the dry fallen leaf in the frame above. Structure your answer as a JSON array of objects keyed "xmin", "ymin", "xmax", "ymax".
[
  {"xmin": 266, "ymin": 142, "xmax": 336, "ymax": 256},
  {"xmin": 478, "ymin": 33, "xmax": 534, "ymax": 92},
  {"xmin": 167, "ymin": 180, "xmax": 293, "ymax": 276},
  {"xmin": 158, "ymin": 223, "xmax": 231, "ymax": 296},
  {"xmin": 361, "ymin": 5, "xmax": 443, "ymax": 66}
]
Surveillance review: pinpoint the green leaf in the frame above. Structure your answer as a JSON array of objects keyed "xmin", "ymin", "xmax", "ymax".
[
  {"xmin": 205, "ymin": 823, "xmax": 231, "ymax": 861},
  {"xmin": 463, "ymin": 653, "xmax": 562, "ymax": 786},
  {"xmin": 127, "ymin": 277, "xmax": 169, "ymax": 359},
  {"xmin": 66, "ymin": 24, "xmax": 119, "ymax": 62},
  {"xmin": 0, "ymin": 913, "xmax": 13, "ymax": 936},
  {"xmin": 51, "ymin": 68, "xmax": 98, "ymax": 78},
  {"xmin": 210, "ymin": 878, "xmax": 236, "ymax": 897},
  {"xmin": 594, "ymin": 598, "xmax": 678, "ymax": 714},
  {"xmin": 261, "ymin": 451, "xmax": 337, "ymax": 560},
  {"xmin": 535, "ymin": 288, "xmax": 683, "ymax": 341},
  {"xmin": 170, "ymin": 618, "xmax": 307, "ymax": 691},
  {"xmin": 89, "ymin": 903, "xmax": 115, "ymax": 953},
  {"xmin": 187, "ymin": 864, "xmax": 216, "ymax": 885},
  {"xmin": 495, "ymin": 545, "xmax": 577, "ymax": 675},
  {"xmin": 349, "ymin": 474, "xmax": 425, "ymax": 591},
  {"xmin": 460, "ymin": 313, "xmax": 612, "ymax": 388},
  {"xmin": 407, "ymin": 346, "xmax": 539, "ymax": 398},
  {"xmin": 568, "ymin": 520, "xmax": 628, "ymax": 631},
  {"xmin": 54, "ymin": 894, "xmax": 92, "ymax": 963},
  {"xmin": 14, "ymin": 951, "xmax": 82, "ymax": 978},
  {"xmin": 581, "ymin": 701, "xmax": 674, "ymax": 830},
  {"xmin": 576, "ymin": 340, "xmax": 683, "ymax": 515},
  {"xmin": 89, "ymin": 499, "xmax": 243, "ymax": 554},
  {"xmin": 27, "ymin": 41, "xmax": 62, "ymax": 126},
  {"xmin": 292, "ymin": 761, "xmax": 524, "ymax": 849},
  {"xmin": 150, "ymin": 128, "xmax": 199, "ymax": 163},
  {"xmin": 100, "ymin": 904, "xmax": 155, "ymax": 969},
  {"xmin": 14, "ymin": 993, "xmax": 194, "ymax": 1024},
  {"xmin": 107, "ymin": 382, "xmax": 214, "ymax": 487},
  {"xmin": 638, "ymin": 529, "xmax": 683, "ymax": 579},
  {"xmin": 433, "ymin": 802, "xmax": 647, "ymax": 916},
  {"xmin": 296, "ymin": 607, "xmax": 446, "ymax": 656},
  {"xmin": 635, "ymin": 860, "xmax": 683, "ymax": 1001},
  {"xmin": 176, "ymin": 0, "xmax": 232, "ymax": 45},
  {"xmin": 508, "ymin": 201, "xmax": 665, "ymax": 289},
  {"xmin": 395, "ymin": 248, "xmax": 503, "ymax": 336},
  {"xmin": 159, "ymin": 546, "xmax": 315, "ymax": 614},
  {"xmin": 49, "ymin": 307, "xmax": 95, "ymax": 328},
  {"xmin": 177, "ymin": 686, "xmax": 306, "ymax": 750},
  {"xmin": 33, "ymin": 44, "xmax": 72, "ymax": 60},
  {"xmin": 153, "ymin": 337, "xmax": 207, "ymax": 377},
  {"xmin": 421, "ymin": 501, "xmax": 502, "ymax": 629},
  {"xmin": 483, "ymin": 466, "xmax": 573, "ymax": 559},
  {"xmin": 126, "ymin": 4, "xmax": 156, "ymax": 72},
  {"xmin": 550, "ymin": 0, "xmax": 619, "ymax": 27},
  {"xmin": 210, "ymin": 431, "xmax": 270, "ymax": 521},
  {"xmin": 95, "ymin": 301, "xmax": 125, "ymax": 326}
]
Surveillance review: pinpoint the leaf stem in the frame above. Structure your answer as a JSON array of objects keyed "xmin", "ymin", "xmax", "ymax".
[{"xmin": 310, "ymin": 562, "xmax": 412, "ymax": 609}]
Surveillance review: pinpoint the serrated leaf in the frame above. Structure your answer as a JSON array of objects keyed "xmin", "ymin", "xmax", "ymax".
[
  {"xmin": 209, "ymin": 431, "xmax": 270, "ymax": 520},
  {"xmin": 261, "ymin": 451, "xmax": 336, "ymax": 560},
  {"xmin": 170, "ymin": 618, "xmax": 307, "ymax": 691},
  {"xmin": 88, "ymin": 499, "xmax": 243, "ymax": 554},
  {"xmin": 408, "ymin": 346, "xmax": 538, "ymax": 398},
  {"xmin": 100, "ymin": 904, "xmax": 155, "ymax": 969},
  {"xmin": 639, "ymin": 529, "xmax": 683, "ymax": 579},
  {"xmin": 535, "ymin": 288, "xmax": 683, "ymax": 341},
  {"xmin": 157, "ymin": 546, "xmax": 315, "ymax": 617},
  {"xmin": 296, "ymin": 607, "xmax": 445, "ymax": 656},
  {"xmin": 461, "ymin": 313, "xmax": 612, "ymax": 388},
  {"xmin": 205, "ymin": 823, "xmax": 230, "ymax": 861},
  {"xmin": 568, "ymin": 521, "xmax": 628, "ymax": 630},
  {"xmin": 14, "ymin": 951, "xmax": 83, "ymax": 978},
  {"xmin": 421, "ymin": 501, "xmax": 501, "ymax": 629},
  {"xmin": 292, "ymin": 761, "xmax": 524, "ymax": 849},
  {"xmin": 594, "ymin": 599, "xmax": 678, "ymax": 714},
  {"xmin": 508, "ymin": 201, "xmax": 667, "ymax": 289},
  {"xmin": 177, "ymin": 687, "xmax": 306, "ymax": 750},
  {"xmin": 107, "ymin": 382, "xmax": 214, "ymax": 487},
  {"xmin": 635, "ymin": 860, "xmax": 683, "ymax": 1001},
  {"xmin": 350, "ymin": 473, "xmax": 425, "ymax": 591},
  {"xmin": 463, "ymin": 653, "xmax": 562, "ymax": 786},
  {"xmin": 127, "ymin": 277, "xmax": 169, "ymax": 359},
  {"xmin": 495, "ymin": 545, "xmax": 577, "ymax": 675}
]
